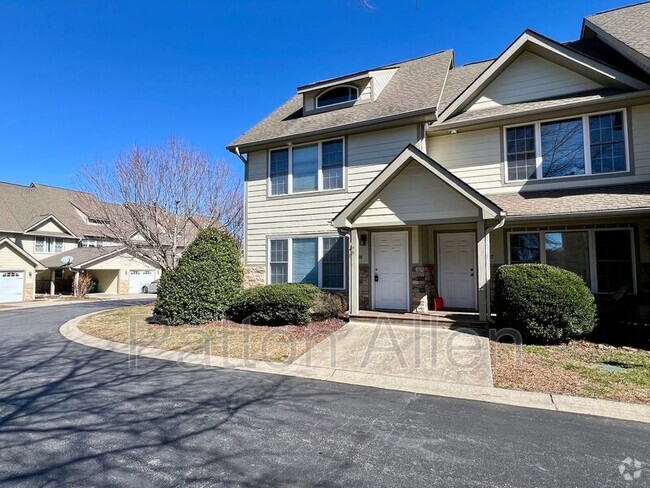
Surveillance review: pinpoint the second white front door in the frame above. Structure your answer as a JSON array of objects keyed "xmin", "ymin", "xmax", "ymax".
[
  {"xmin": 372, "ymin": 231, "xmax": 409, "ymax": 310},
  {"xmin": 438, "ymin": 233, "xmax": 477, "ymax": 310}
]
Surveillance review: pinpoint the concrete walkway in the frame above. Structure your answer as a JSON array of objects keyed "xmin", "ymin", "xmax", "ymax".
[
  {"xmin": 60, "ymin": 311, "xmax": 650, "ymax": 424},
  {"xmin": 293, "ymin": 321, "xmax": 493, "ymax": 387}
]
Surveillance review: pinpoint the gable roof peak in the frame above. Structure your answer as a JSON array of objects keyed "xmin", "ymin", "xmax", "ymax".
[{"xmin": 436, "ymin": 28, "xmax": 649, "ymax": 124}]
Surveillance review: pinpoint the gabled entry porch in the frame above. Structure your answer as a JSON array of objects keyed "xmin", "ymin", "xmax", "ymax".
[{"xmin": 332, "ymin": 145, "xmax": 505, "ymax": 322}]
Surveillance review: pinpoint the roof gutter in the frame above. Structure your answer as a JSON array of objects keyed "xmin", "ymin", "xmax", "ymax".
[
  {"xmin": 504, "ymin": 207, "xmax": 650, "ymax": 222},
  {"xmin": 233, "ymin": 147, "xmax": 248, "ymax": 164},
  {"xmin": 226, "ymin": 107, "xmax": 438, "ymax": 154},
  {"xmin": 429, "ymin": 89, "xmax": 650, "ymax": 132}
]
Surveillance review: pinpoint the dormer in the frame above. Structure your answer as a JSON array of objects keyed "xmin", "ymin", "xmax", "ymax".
[{"xmin": 298, "ymin": 67, "xmax": 399, "ymax": 114}]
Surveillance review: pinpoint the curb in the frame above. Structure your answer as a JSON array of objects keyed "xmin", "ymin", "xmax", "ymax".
[{"xmin": 60, "ymin": 310, "xmax": 650, "ymax": 425}]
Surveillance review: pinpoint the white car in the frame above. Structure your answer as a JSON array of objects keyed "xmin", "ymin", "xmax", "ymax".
[{"xmin": 141, "ymin": 279, "xmax": 159, "ymax": 294}]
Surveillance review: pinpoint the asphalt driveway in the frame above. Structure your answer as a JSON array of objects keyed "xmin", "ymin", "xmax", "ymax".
[{"xmin": 0, "ymin": 301, "xmax": 648, "ymax": 487}]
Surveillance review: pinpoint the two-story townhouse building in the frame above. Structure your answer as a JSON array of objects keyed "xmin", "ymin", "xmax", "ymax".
[
  {"xmin": 0, "ymin": 182, "xmax": 175, "ymax": 302},
  {"xmin": 228, "ymin": 3, "xmax": 650, "ymax": 322}
]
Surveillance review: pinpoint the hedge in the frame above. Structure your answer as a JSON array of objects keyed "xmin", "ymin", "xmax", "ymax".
[
  {"xmin": 155, "ymin": 262, "xmax": 228, "ymax": 325},
  {"xmin": 228, "ymin": 284, "xmax": 345, "ymax": 326},
  {"xmin": 495, "ymin": 263, "xmax": 596, "ymax": 343},
  {"xmin": 155, "ymin": 228, "xmax": 243, "ymax": 325}
]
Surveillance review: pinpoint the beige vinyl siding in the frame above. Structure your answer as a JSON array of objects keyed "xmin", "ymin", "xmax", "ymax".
[
  {"xmin": 370, "ymin": 68, "xmax": 398, "ymax": 98},
  {"xmin": 427, "ymin": 128, "xmax": 502, "ymax": 191},
  {"xmin": 467, "ymin": 52, "xmax": 601, "ymax": 111},
  {"xmin": 0, "ymin": 244, "xmax": 34, "ymax": 270},
  {"xmin": 85, "ymin": 253, "xmax": 159, "ymax": 272},
  {"xmin": 428, "ymin": 104, "xmax": 650, "ymax": 194},
  {"xmin": 31, "ymin": 219, "xmax": 70, "ymax": 234},
  {"xmin": 632, "ymin": 104, "xmax": 650, "ymax": 177},
  {"xmin": 355, "ymin": 162, "xmax": 478, "ymax": 226},
  {"xmin": 245, "ymin": 125, "xmax": 418, "ymax": 264}
]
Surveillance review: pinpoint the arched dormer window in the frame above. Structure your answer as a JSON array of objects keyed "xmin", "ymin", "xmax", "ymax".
[{"xmin": 316, "ymin": 85, "xmax": 359, "ymax": 108}]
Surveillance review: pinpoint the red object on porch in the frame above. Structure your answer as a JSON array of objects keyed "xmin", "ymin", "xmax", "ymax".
[{"xmin": 433, "ymin": 297, "xmax": 444, "ymax": 311}]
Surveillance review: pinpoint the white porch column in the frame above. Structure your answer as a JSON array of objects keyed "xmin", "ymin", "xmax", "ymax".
[
  {"xmin": 49, "ymin": 269, "xmax": 56, "ymax": 296},
  {"xmin": 476, "ymin": 221, "xmax": 488, "ymax": 322},
  {"xmin": 73, "ymin": 271, "xmax": 79, "ymax": 297},
  {"xmin": 349, "ymin": 229, "xmax": 360, "ymax": 315}
]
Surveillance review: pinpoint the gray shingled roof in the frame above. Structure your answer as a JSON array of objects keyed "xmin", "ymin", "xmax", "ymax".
[
  {"xmin": 0, "ymin": 182, "xmax": 206, "ymax": 245},
  {"xmin": 489, "ymin": 183, "xmax": 650, "ymax": 219},
  {"xmin": 0, "ymin": 182, "xmax": 107, "ymax": 237},
  {"xmin": 228, "ymin": 51, "xmax": 453, "ymax": 150},
  {"xmin": 38, "ymin": 246, "xmax": 124, "ymax": 269},
  {"xmin": 437, "ymin": 60, "xmax": 493, "ymax": 113},
  {"xmin": 587, "ymin": 2, "xmax": 650, "ymax": 61}
]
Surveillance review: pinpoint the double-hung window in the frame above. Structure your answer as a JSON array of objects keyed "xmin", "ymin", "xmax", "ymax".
[
  {"xmin": 268, "ymin": 236, "xmax": 346, "ymax": 289},
  {"xmin": 34, "ymin": 237, "xmax": 63, "ymax": 253},
  {"xmin": 508, "ymin": 228, "xmax": 635, "ymax": 293},
  {"xmin": 505, "ymin": 110, "xmax": 628, "ymax": 182},
  {"xmin": 269, "ymin": 138, "xmax": 344, "ymax": 196}
]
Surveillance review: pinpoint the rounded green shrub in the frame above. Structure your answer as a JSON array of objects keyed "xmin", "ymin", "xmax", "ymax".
[
  {"xmin": 155, "ymin": 228, "xmax": 243, "ymax": 325},
  {"xmin": 311, "ymin": 291, "xmax": 347, "ymax": 321},
  {"xmin": 228, "ymin": 283, "xmax": 321, "ymax": 326},
  {"xmin": 495, "ymin": 263, "xmax": 596, "ymax": 343},
  {"xmin": 155, "ymin": 262, "xmax": 227, "ymax": 325}
]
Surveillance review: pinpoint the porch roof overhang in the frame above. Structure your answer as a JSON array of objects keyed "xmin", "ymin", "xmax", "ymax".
[{"xmin": 332, "ymin": 145, "xmax": 505, "ymax": 229}]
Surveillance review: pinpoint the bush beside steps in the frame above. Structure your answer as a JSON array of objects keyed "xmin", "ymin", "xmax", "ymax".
[
  {"xmin": 228, "ymin": 283, "xmax": 346, "ymax": 326},
  {"xmin": 495, "ymin": 263, "xmax": 596, "ymax": 344}
]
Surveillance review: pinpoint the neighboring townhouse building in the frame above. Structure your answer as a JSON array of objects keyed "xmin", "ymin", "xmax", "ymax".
[
  {"xmin": 0, "ymin": 182, "xmax": 198, "ymax": 302},
  {"xmin": 228, "ymin": 3, "xmax": 650, "ymax": 322}
]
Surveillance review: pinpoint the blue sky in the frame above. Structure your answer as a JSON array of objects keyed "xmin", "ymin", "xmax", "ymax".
[{"xmin": 0, "ymin": 0, "xmax": 631, "ymax": 189}]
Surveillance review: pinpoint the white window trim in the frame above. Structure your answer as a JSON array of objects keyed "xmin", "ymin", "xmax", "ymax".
[
  {"xmin": 267, "ymin": 137, "xmax": 345, "ymax": 197},
  {"xmin": 503, "ymin": 108, "xmax": 630, "ymax": 183},
  {"xmin": 315, "ymin": 85, "xmax": 359, "ymax": 109},
  {"xmin": 506, "ymin": 227, "xmax": 636, "ymax": 294},
  {"xmin": 266, "ymin": 234, "xmax": 347, "ymax": 290}
]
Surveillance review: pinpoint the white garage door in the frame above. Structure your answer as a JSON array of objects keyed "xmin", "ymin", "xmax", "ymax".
[
  {"xmin": 0, "ymin": 271, "xmax": 24, "ymax": 303},
  {"xmin": 129, "ymin": 270, "xmax": 155, "ymax": 293}
]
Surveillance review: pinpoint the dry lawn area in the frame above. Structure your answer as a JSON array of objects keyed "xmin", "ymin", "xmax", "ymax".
[
  {"xmin": 491, "ymin": 340, "xmax": 650, "ymax": 404},
  {"xmin": 78, "ymin": 305, "xmax": 345, "ymax": 363}
]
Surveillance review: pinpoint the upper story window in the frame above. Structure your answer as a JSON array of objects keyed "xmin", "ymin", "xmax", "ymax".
[
  {"xmin": 80, "ymin": 239, "xmax": 103, "ymax": 248},
  {"xmin": 35, "ymin": 237, "xmax": 63, "ymax": 254},
  {"xmin": 316, "ymin": 86, "xmax": 358, "ymax": 109},
  {"xmin": 504, "ymin": 110, "xmax": 628, "ymax": 182},
  {"xmin": 269, "ymin": 139, "xmax": 344, "ymax": 196}
]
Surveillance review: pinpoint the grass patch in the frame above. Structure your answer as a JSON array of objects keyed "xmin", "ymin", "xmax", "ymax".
[
  {"xmin": 491, "ymin": 340, "xmax": 650, "ymax": 404},
  {"xmin": 78, "ymin": 305, "xmax": 345, "ymax": 363}
]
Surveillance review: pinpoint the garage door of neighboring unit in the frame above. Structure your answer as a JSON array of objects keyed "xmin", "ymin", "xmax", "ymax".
[
  {"xmin": 129, "ymin": 270, "xmax": 155, "ymax": 293},
  {"xmin": 0, "ymin": 272, "xmax": 24, "ymax": 303}
]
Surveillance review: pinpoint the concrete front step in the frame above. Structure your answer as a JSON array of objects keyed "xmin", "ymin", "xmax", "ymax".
[{"xmin": 348, "ymin": 310, "xmax": 488, "ymax": 328}]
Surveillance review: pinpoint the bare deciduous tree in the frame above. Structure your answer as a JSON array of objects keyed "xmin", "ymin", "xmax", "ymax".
[{"xmin": 77, "ymin": 137, "xmax": 243, "ymax": 270}]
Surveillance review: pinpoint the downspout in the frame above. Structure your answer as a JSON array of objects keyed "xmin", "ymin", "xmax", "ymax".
[
  {"xmin": 484, "ymin": 212, "xmax": 506, "ymax": 324},
  {"xmin": 234, "ymin": 146, "xmax": 248, "ymax": 165}
]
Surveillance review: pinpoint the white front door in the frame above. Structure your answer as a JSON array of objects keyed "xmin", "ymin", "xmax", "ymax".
[
  {"xmin": 438, "ymin": 233, "xmax": 477, "ymax": 310},
  {"xmin": 0, "ymin": 271, "xmax": 24, "ymax": 303},
  {"xmin": 129, "ymin": 270, "xmax": 155, "ymax": 293},
  {"xmin": 372, "ymin": 231, "xmax": 409, "ymax": 310}
]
